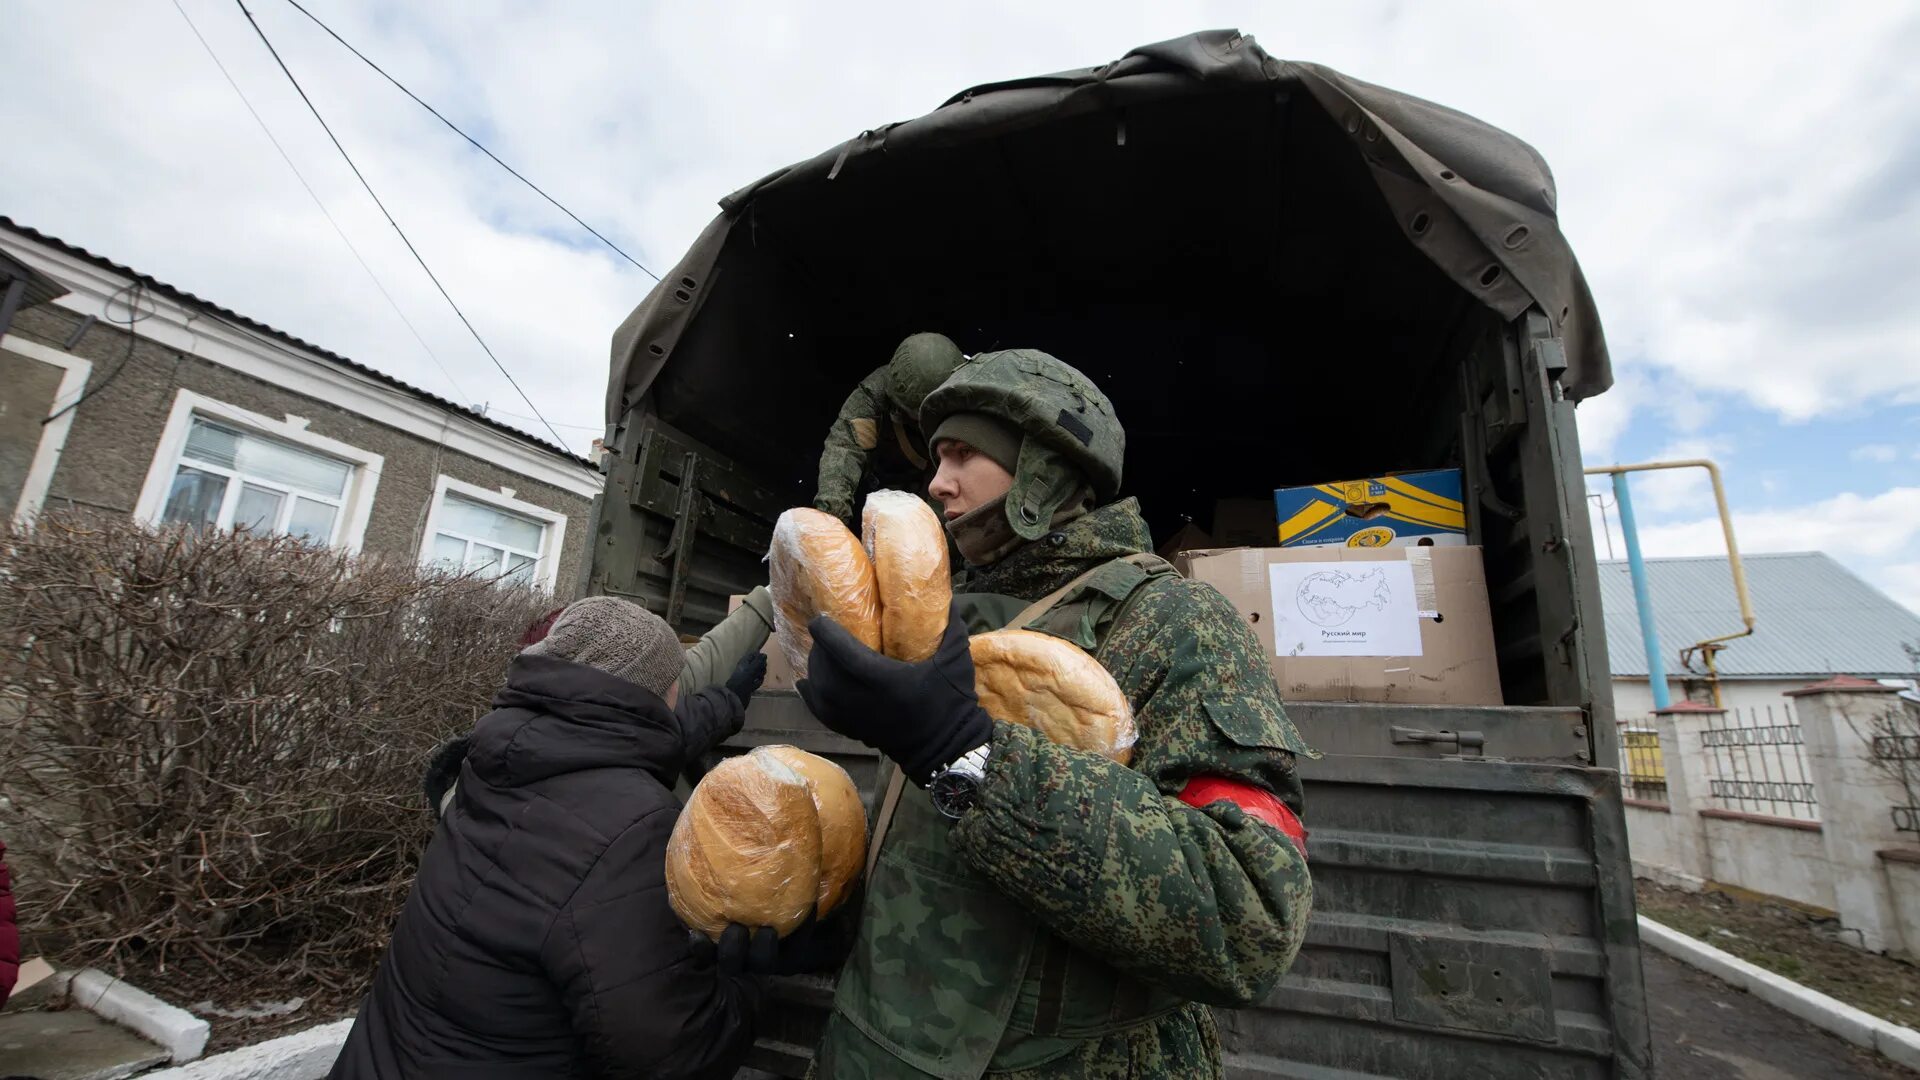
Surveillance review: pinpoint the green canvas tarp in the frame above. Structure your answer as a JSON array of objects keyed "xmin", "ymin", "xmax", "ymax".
[{"xmin": 607, "ymin": 28, "xmax": 1609, "ymax": 425}]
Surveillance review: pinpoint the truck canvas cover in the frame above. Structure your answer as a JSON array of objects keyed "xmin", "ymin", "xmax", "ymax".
[
  {"xmin": 590, "ymin": 29, "xmax": 1649, "ymax": 1079},
  {"xmin": 608, "ymin": 29, "xmax": 1609, "ymax": 427}
]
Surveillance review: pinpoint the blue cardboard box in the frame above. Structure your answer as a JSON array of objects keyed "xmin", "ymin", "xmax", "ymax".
[{"xmin": 1273, "ymin": 468, "xmax": 1466, "ymax": 548}]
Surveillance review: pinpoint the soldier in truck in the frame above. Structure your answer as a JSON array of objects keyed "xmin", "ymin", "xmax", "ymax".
[
  {"xmin": 811, "ymin": 331, "xmax": 965, "ymax": 525},
  {"xmin": 793, "ymin": 347, "xmax": 1315, "ymax": 1078}
]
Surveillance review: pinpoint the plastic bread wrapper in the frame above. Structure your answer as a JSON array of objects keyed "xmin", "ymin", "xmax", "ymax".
[
  {"xmin": 666, "ymin": 745, "xmax": 867, "ymax": 940},
  {"xmin": 767, "ymin": 507, "xmax": 881, "ymax": 679},
  {"xmin": 969, "ymin": 629, "xmax": 1139, "ymax": 765},
  {"xmin": 860, "ymin": 489, "xmax": 953, "ymax": 662}
]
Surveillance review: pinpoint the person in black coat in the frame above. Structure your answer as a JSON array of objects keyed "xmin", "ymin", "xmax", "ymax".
[{"xmin": 332, "ymin": 596, "xmax": 767, "ymax": 1079}]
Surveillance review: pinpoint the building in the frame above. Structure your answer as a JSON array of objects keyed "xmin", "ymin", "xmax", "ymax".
[
  {"xmin": 1600, "ymin": 552, "xmax": 1920, "ymax": 718},
  {"xmin": 0, "ymin": 218, "xmax": 600, "ymax": 592}
]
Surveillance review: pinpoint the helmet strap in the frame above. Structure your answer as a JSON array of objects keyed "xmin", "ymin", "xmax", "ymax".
[{"xmin": 1008, "ymin": 439, "xmax": 1089, "ymax": 542}]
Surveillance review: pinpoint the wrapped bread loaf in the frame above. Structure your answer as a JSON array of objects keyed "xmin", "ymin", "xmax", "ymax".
[
  {"xmin": 861, "ymin": 490, "xmax": 952, "ymax": 662},
  {"xmin": 667, "ymin": 746, "xmax": 867, "ymax": 939},
  {"xmin": 969, "ymin": 629, "xmax": 1137, "ymax": 764},
  {"xmin": 768, "ymin": 508, "xmax": 882, "ymax": 677},
  {"xmin": 761, "ymin": 745, "xmax": 866, "ymax": 915}
]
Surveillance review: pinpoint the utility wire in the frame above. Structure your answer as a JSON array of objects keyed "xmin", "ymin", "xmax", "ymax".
[
  {"xmin": 170, "ymin": 0, "xmax": 473, "ymax": 407},
  {"xmin": 279, "ymin": 0, "xmax": 659, "ymax": 281},
  {"xmin": 484, "ymin": 406, "xmax": 604, "ymax": 432},
  {"xmin": 232, "ymin": 0, "xmax": 575, "ymax": 456},
  {"xmin": 42, "ymin": 282, "xmax": 150, "ymax": 426}
]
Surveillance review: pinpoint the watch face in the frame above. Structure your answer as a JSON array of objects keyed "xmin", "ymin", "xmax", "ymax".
[{"xmin": 929, "ymin": 770, "xmax": 978, "ymax": 818}]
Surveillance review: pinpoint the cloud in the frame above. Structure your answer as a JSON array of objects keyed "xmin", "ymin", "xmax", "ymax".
[
  {"xmin": 1853, "ymin": 444, "xmax": 1901, "ymax": 463},
  {"xmin": 1886, "ymin": 563, "xmax": 1920, "ymax": 618},
  {"xmin": 4, "ymin": 0, "xmax": 1918, "ymax": 465},
  {"xmin": 1598, "ymin": 438, "xmax": 1735, "ymax": 517},
  {"xmin": 1630, "ymin": 486, "xmax": 1920, "ymax": 613}
]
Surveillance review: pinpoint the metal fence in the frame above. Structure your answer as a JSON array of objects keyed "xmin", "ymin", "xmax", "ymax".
[
  {"xmin": 1866, "ymin": 697, "xmax": 1920, "ymax": 836},
  {"xmin": 1616, "ymin": 723, "xmax": 1669, "ymax": 805},
  {"xmin": 1701, "ymin": 704, "xmax": 1820, "ymax": 822}
]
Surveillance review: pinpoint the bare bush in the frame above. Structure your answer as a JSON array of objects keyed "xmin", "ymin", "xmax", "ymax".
[{"xmin": 0, "ymin": 513, "xmax": 556, "ymax": 992}]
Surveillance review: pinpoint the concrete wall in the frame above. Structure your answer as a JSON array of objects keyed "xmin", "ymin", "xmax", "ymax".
[
  {"xmin": 3, "ymin": 304, "xmax": 590, "ymax": 593},
  {"xmin": 1700, "ymin": 814, "xmax": 1835, "ymax": 911},
  {"xmin": 1613, "ymin": 677, "xmax": 1807, "ymax": 721},
  {"xmin": 1624, "ymin": 803, "xmax": 1679, "ymax": 870},
  {"xmin": 1626, "ymin": 684, "xmax": 1920, "ymax": 955},
  {"xmin": 1881, "ymin": 856, "xmax": 1920, "ymax": 960}
]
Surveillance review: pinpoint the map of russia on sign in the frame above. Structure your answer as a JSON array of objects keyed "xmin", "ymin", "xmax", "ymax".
[{"xmin": 1267, "ymin": 560, "xmax": 1424, "ymax": 657}]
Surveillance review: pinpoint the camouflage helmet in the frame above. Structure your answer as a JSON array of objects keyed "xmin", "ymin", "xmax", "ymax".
[
  {"xmin": 921, "ymin": 349, "xmax": 1125, "ymax": 540},
  {"xmin": 884, "ymin": 332, "xmax": 965, "ymax": 423}
]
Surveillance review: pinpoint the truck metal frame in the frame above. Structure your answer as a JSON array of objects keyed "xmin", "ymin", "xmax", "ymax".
[{"xmin": 587, "ymin": 31, "xmax": 1649, "ymax": 1078}]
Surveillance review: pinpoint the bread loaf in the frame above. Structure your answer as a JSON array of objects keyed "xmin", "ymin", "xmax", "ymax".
[
  {"xmin": 861, "ymin": 490, "xmax": 952, "ymax": 662},
  {"xmin": 666, "ymin": 746, "xmax": 866, "ymax": 939},
  {"xmin": 969, "ymin": 629, "xmax": 1137, "ymax": 764},
  {"xmin": 761, "ymin": 745, "xmax": 866, "ymax": 915},
  {"xmin": 769, "ymin": 508, "xmax": 882, "ymax": 677}
]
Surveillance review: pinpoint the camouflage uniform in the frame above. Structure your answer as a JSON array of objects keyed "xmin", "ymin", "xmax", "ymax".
[
  {"xmin": 810, "ymin": 350, "xmax": 1314, "ymax": 1079},
  {"xmin": 813, "ymin": 333, "xmax": 964, "ymax": 522}
]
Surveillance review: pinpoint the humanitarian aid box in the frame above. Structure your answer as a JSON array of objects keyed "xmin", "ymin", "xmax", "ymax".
[
  {"xmin": 1273, "ymin": 468, "xmax": 1466, "ymax": 548},
  {"xmin": 1175, "ymin": 545, "xmax": 1502, "ymax": 705}
]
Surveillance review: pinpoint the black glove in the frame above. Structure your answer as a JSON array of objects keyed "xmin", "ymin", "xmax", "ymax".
[
  {"xmin": 688, "ymin": 923, "xmax": 776, "ymax": 976},
  {"xmin": 725, "ymin": 650, "xmax": 769, "ymax": 704},
  {"xmin": 687, "ymin": 898, "xmax": 861, "ymax": 977},
  {"xmin": 797, "ymin": 608, "xmax": 992, "ymax": 786}
]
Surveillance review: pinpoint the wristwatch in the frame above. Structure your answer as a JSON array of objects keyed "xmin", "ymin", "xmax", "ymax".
[{"xmin": 928, "ymin": 743, "xmax": 992, "ymax": 819}]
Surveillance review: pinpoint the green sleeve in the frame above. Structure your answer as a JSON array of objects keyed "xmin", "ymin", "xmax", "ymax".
[
  {"xmin": 950, "ymin": 579, "xmax": 1313, "ymax": 1008},
  {"xmin": 812, "ymin": 367, "xmax": 891, "ymax": 522},
  {"xmin": 677, "ymin": 586, "xmax": 775, "ymax": 692}
]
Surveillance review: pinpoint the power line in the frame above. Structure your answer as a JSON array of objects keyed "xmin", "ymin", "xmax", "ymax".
[
  {"xmin": 169, "ymin": 0, "xmax": 472, "ymax": 407},
  {"xmin": 482, "ymin": 406, "xmax": 604, "ymax": 432},
  {"xmin": 279, "ymin": 0, "xmax": 659, "ymax": 281},
  {"xmin": 42, "ymin": 282, "xmax": 151, "ymax": 426},
  {"xmin": 231, "ymin": 0, "xmax": 575, "ymax": 456}
]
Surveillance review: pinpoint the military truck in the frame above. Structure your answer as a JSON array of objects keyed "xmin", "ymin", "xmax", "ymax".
[{"xmin": 587, "ymin": 30, "xmax": 1649, "ymax": 1079}]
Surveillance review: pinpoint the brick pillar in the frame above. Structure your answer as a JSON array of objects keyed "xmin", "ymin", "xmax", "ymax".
[
  {"xmin": 1789, "ymin": 675, "xmax": 1908, "ymax": 954},
  {"xmin": 1653, "ymin": 701, "xmax": 1723, "ymax": 885}
]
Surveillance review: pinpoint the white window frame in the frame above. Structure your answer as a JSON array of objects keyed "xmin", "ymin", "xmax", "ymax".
[
  {"xmin": 3, "ymin": 334, "xmax": 93, "ymax": 524},
  {"xmin": 133, "ymin": 389, "xmax": 384, "ymax": 552},
  {"xmin": 418, "ymin": 475, "xmax": 567, "ymax": 593}
]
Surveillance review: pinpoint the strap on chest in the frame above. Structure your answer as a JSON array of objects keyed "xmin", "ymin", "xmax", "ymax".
[{"xmin": 863, "ymin": 552, "xmax": 1176, "ymax": 879}]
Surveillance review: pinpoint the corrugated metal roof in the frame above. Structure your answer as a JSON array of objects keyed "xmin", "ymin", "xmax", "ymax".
[
  {"xmin": 1599, "ymin": 552, "xmax": 1920, "ymax": 679},
  {"xmin": 0, "ymin": 217, "xmax": 593, "ymax": 469}
]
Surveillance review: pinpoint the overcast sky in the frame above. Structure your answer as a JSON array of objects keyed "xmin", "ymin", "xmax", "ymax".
[{"xmin": 3, "ymin": 2, "xmax": 1918, "ymax": 619}]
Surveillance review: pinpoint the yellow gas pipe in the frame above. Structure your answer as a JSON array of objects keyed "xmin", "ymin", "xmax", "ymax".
[{"xmin": 1582, "ymin": 459, "xmax": 1756, "ymax": 707}]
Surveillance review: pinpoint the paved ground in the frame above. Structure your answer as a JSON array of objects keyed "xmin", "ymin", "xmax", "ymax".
[
  {"xmin": 0, "ymin": 1007, "xmax": 169, "ymax": 1080},
  {"xmin": 1647, "ymin": 949, "xmax": 1916, "ymax": 1078}
]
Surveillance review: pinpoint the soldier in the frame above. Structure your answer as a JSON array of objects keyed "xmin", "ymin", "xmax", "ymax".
[
  {"xmin": 794, "ymin": 348, "xmax": 1316, "ymax": 1078},
  {"xmin": 812, "ymin": 332, "xmax": 965, "ymax": 524}
]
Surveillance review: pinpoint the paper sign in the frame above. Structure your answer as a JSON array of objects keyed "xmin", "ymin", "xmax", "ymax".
[{"xmin": 1269, "ymin": 560, "xmax": 1424, "ymax": 657}]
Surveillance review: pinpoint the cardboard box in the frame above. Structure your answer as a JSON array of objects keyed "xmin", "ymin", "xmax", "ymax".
[
  {"xmin": 1175, "ymin": 545, "xmax": 1503, "ymax": 705},
  {"xmin": 1273, "ymin": 468, "xmax": 1466, "ymax": 548},
  {"xmin": 729, "ymin": 594, "xmax": 798, "ymax": 692}
]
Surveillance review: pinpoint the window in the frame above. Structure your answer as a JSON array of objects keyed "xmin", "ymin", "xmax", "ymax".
[
  {"xmin": 429, "ymin": 493, "xmax": 547, "ymax": 584},
  {"xmin": 419, "ymin": 476, "xmax": 567, "ymax": 591},
  {"xmin": 159, "ymin": 418, "xmax": 353, "ymax": 544},
  {"xmin": 134, "ymin": 390, "xmax": 384, "ymax": 552}
]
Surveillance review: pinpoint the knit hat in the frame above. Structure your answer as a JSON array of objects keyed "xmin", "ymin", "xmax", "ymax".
[
  {"xmin": 929, "ymin": 412, "xmax": 1022, "ymax": 475},
  {"xmin": 522, "ymin": 596, "xmax": 682, "ymax": 699}
]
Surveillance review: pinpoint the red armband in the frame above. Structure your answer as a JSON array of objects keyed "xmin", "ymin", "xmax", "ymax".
[{"xmin": 1177, "ymin": 776, "xmax": 1307, "ymax": 858}]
